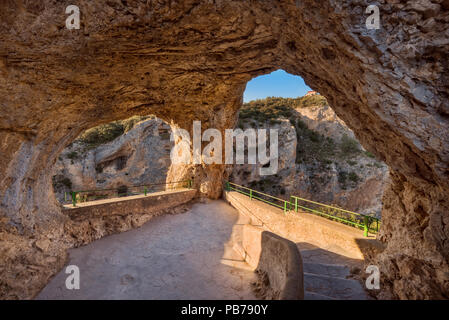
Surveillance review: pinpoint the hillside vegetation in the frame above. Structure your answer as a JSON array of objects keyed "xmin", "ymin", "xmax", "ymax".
[
  {"xmin": 232, "ymin": 95, "xmax": 388, "ymax": 211},
  {"xmin": 76, "ymin": 115, "xmax": 153, "ymax": 148},
  {"xmin": 238, "ymin": 96, "xmax": 364, "ymax": 164},
  {"xmin": 238, "ymin": 95, "xmax": 327, "ymax": 126}
]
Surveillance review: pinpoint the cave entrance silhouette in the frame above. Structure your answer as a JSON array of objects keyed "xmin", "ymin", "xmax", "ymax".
[
  {"xmin": 1, "ymin": 1, "xmax": 448, "ymax": 299},
  {"xmin": 51, "ymin": 115, "xmax": 175, "ymax": 207}
]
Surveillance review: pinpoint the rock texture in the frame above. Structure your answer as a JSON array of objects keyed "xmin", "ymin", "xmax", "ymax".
[
  {"xmin": 1, "ymin": 0, "xmax": 448, "ymax": 299},
  {"xmin": 59, "ymin": 101, "xmax": 387, "ymax": 215},
  {"xmin": 52, "ymin": 117, "xmax": 173, "ymax": 202},
  {"xmin": 231, "ymin": 103, "xmax": 389, "ymax": 217},
  {"xmin": 298, "ymin": 104, "xmax": 357, "ymax": 142}
]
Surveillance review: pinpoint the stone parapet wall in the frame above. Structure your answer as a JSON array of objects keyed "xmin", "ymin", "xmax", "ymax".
[
  {"xmin": 225, "ymin": 190, "xmax": 381, "ymax": 261},
  {"xmin": 239, "ymin": 224, "xmax": 304, "ymax": 300},
  {"xmin": 64, "ymin": 189, "xmax": 197, "ymax": 246}
]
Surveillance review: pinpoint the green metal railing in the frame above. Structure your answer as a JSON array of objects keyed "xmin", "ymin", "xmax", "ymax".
[
  {"xmin": 225, "ymin": 181, "xmax": 380, "ymax": 237},
  {"xmin": 290, "ymin": 195, "xmax": 380, "ymax": 236},
  {"xmin": 225, "ymin": 181, "xmax": 290, "ymax": 214},
  {"xmin": 66, "ymin": 179, "xmax": 193, "ymax": 207}
]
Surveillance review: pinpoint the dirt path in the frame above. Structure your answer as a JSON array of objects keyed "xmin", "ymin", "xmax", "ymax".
[{"xmin": 37, "ymin": 200, "xmax": 257, "ymax": 300}]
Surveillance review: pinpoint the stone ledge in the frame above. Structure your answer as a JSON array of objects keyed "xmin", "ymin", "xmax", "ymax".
[
  {"xmin": 64, "ymin": 188, "xmax": 196, "ymax": 220},
  {"xmin": 63, "ymin": 189, "xmax": 197, "ymax": 247}
]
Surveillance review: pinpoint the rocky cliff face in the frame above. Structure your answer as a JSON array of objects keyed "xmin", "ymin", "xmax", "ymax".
[
  {"xmin": 230, "ymin": 98, "xmax": 389, "ymax": 218},
  {"xmin": 1, "ymin": 0, "xmax": 448, "ymax": 299},
  {"xmin": 298, "ymin": 104, "xmax": 357, "ymax": 142},
  {"xmin": 58, "ymin": 99, "xmax": 387, "ymax": 218},
  {"xmin": 52, "ymin": 117, "xmax": 172, "ymax": 202}
]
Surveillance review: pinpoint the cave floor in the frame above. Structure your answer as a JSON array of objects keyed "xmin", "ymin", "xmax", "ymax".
[{"xmin": 36, "ymin": 200, "xmax": 257, "ymax": 300}]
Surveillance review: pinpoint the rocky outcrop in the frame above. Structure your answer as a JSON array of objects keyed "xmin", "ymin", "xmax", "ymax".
[
  {"xmin": 294, "ymin": 104, "xmax": 390, "ymax": 217},
  {"xmin": 1, "ymin": 0, "xmax": 448, "ymax": 299},
  {"xmin": 52, "ymin": 117, "xmax": 173, "ymax": 202},
  {"xmin": 297, "ymin": 104, "xmax": 357, "ymax": 142},
  {"xmin": 231, "ymin": 100, "xmax": 389, "ymax": 217}
]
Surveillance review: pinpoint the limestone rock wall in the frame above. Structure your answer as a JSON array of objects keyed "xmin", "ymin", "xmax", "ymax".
[
  {"xmin": 230, "ymin": 105, "xmax": 389, "ymax": 217},
  {"xmin": 52, "ymin": 117, "xmax": 173, "ymax": 202},
  {"xmin": 297, "ymin": 104, "xmax": 357, "ymax": 142},
  {"xmin": 1, "ymin": 0, "xmax": 448, "ymax": 299}
]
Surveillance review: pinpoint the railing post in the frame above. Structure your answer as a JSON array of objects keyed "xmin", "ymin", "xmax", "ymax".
[
  {"xmin": 363, "ymin": 216, "xmax": 369, "ymax": 237},
  {"xmin": 295, "ymin": 197, "xmax": 298, "ymax": 212},
  {"xmin": 65, "ymin": 192, "xmax": 67, "ymax": 202},
  {"xmin": 225, "ymin": 181, "xmax": 230, "ymax": 191},
  {"xmin": 144, "ymin": 187, "xmax": 147, "ymax": 196},
  {"xmin": 71, "ymin": 192, "xmax": 77, "ymax": 207},
  {"xmin": 250, "ymin": 189, "xmax": 252, "ymax": 200},
  {"xmin": 284, "ymin": 201, "xmax": 287, "ymax": 214}
]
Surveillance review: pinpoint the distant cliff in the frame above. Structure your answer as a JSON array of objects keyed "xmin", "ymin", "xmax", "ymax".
[
  {"xmin": 52, "ymin": 117, "xmax": 172, "ymax": 202},
  {"xmin": 53, "ymin": 97, "xmax": 388, "ymax": 217},
  {"xmin": 230, "ymin": 97, "xmax": 389, "ymax": 218}
]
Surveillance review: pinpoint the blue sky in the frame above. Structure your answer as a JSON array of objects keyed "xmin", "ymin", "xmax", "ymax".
[{"xmin": 243, "ymin": 69, "xmax": 312, "ymax": 102}]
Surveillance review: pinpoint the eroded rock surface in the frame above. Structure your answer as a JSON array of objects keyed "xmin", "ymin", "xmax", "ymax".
[
  {"xmin": 52, "ymin": 117, "xmax": 173, "ymax": 202},
  {"xmin": 230, "ymin": 99, "xmax": 389, "ymax": 217},
  {"xmin": 1, "ymin": 0, "xmax": 448, "ymax": 299}
]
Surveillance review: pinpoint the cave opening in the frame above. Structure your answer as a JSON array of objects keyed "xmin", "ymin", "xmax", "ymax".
[
  {"xmin": 51, "ymin": 115, "xmax": 175, "ymax": 206},
  {"xmin": 231, "ymin": 69, "xmax": 388, "ymax": 220},
  {"xmin": 1, "ymin": 0, "xmax": 448, "ymax": 300}
]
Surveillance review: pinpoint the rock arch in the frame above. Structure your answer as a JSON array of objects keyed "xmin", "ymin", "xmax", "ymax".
[{"xmin": 0, "ymin": 0, "xmax": 448, "ymax": 299}]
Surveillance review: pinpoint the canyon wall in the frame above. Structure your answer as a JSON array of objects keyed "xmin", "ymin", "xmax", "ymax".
[
  {"xmin": 52, "ymin": 117, "xmax": 173, "ymax": 202},
  {"xmin": 56, "ymin": 101, "xmax": 388, "ymax": 218},
  {"xmin": 230, "ymin": 98, "xmax": 389, "ymax": 218},
  {"xmin": 1, "ymin": 0, "xmax": 448, "ymax": 299}
]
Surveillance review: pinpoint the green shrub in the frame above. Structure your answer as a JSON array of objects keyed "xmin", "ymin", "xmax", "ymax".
[
  {"xmin": 66, "ymin": 151, "xmax": 79, "ymax": 160},
  {"xmin": 338, "ymin": 171, "xmax": 347, "ymax": 184},
  {"xmin": 294, "ymin": 117, "xmax": 337, "ymax": 165},
  {"xmin": 294, "ymin": 95, "xmax": 328, "ymax": 108},
  {"xmin": 52, "ymin": 175, "xmax": 72, "ymax": 190},
  {"xmin": 122, "ymin": 115, "xmax": 151, "ymax": 133},
  {"xmin": 340, "ymin": 134, "xmax": 360, "ymax": 156},
  {"xmin": 309, "ymin": 131, "xmax": 321, "ymax": 142},
  {"xmin": 364, "ymin": 151, "xmax": 375, "ymax": 158},
  {"xmin": 296, "ymin": 119, "xmax": 308, "ymax": 130},
  {"xmin": 348, "ymin": 171, "xmax": 360, "ymax": 182},
  {"xmin": 239, "ymin": 97, "xmax": 305, "ymax": 124},
  {"xmin": 78, "ymin": 122, "xmax": 125, "ymax": 145},
  {"xmin": 77, "ymin": 115, "xmax": 151, "ymax": 147}
]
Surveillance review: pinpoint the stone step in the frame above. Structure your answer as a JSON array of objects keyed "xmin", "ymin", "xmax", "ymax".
[
  {"xmin": 303, "ymin": 262, "xmax": 349, "ymax": 279},
  {"xmin": 303, "ymin": 272, "xmax": 369, "ymax": 300},
  {"xmin": 299, "ymin": 248, "xmax": 355, "ymax": 265}
]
